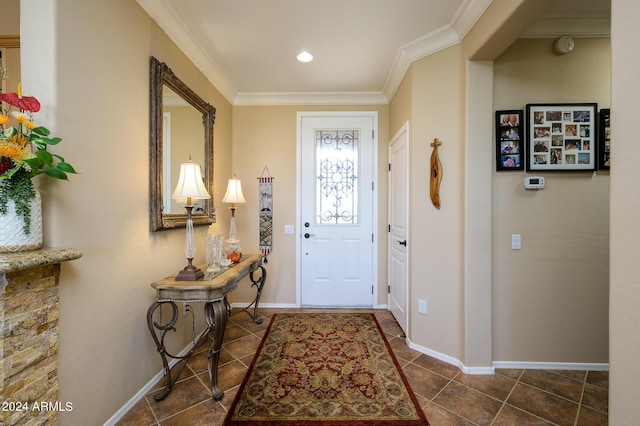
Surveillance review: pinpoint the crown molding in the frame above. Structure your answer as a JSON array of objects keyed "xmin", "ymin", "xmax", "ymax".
[
  {"xmin": 382, "ymin": 51, "xmax": 412, "ymax": 103},
  {"xmin": 136, "ymin": 0, "xmax": 238, "ymax": 104},
  {"xmin": 522, "ymin": 13, "xmax": 611, "ymax": 38},
  {"xmin": 138, "ymin": 0, "xmax": 610, "ymax": 107},
  {"xmin": 137, "ymin": 0, "xmax": 492, "ymax": 106},
  {"xmin": 233, "ymin": 92, "xmax": 388, "ymax": 106},
  {"xmin": 382, "ymin": 0, "xmax": 492, "ymax": 101},
  {"xmin": 451, "ymin": 0, "xmax": 494, "ymax": 40},
  {"xmin": 382, "ymin": 25, "xmax": 459, "ymax": 101}
]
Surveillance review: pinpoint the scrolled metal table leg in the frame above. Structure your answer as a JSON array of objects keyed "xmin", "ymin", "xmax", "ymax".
[
  {"xmin": 147, "ymin": 301, "xmax": 192, "ymax": 401},
  {"xmin": 235, "ymin": 264, "xmax": 267, "ymax": 324},
  {"xmin": 204, "ymin": 298, "xmax": 228, "ymax": 400}
]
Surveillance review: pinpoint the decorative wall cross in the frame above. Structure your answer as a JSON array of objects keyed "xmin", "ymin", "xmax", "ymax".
[{"xmin": 430, "ymin": 138, "xmax": 443, "ymax": 209}]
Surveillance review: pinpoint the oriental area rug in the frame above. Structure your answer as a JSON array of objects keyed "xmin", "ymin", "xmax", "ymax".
[{"xmin": 224, "ymin": 312, "xmax": 429, "ymax": 425}]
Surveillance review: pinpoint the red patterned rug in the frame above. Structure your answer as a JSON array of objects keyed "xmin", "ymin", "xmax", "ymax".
[{"xmin": 224, "ymin": 312, "xmax": 429, "ymax": 425}]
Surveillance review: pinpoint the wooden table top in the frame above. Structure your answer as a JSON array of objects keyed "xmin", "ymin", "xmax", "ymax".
[{"xmin": 151, "ymin": 254, "xmax": 263, "ymax": 302}]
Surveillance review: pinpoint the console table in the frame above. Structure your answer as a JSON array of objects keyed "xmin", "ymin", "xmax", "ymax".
[{"xmin": 147, "ymin": 254, "xmax": 266, "ymax": 401}]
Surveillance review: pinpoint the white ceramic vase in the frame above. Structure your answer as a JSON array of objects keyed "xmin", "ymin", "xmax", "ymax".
[{"xmin": 0, "ymin": 191, "xmax": 43, "ymax": 253}]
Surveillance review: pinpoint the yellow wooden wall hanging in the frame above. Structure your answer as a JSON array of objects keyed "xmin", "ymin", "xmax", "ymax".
[{"xmin": 430, "ymin": 138, "xmax": 442, "ymax": 209}]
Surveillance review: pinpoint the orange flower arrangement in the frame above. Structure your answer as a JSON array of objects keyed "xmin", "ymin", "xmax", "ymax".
[{"xmin": 0, "ymin": 83, "xmax": 77, "ymax": 233}]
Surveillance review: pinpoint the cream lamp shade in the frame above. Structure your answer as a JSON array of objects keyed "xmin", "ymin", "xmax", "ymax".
[
  {"xmin": 222, "ymin": 177, "xmax": 246, "ymax": 205},
  {"xmin": 222, "ymin": 176, "xmax": 245, "ymax": 262},
  {"xmin": 172, "ymin": 162, "xmax": 211, "ymax": 202},
  {"xmin": 172, "ymin": 160, "xmax": 210, "ymax": 281}
]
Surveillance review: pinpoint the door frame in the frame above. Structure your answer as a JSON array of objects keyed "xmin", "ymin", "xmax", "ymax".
[
  {"xmin": 387, "ymin": 121, "xmax": 410, "ymax": 333},
  {"xmin": 295, "ymin": 111, "xmax": 379, "ymax": 307}
]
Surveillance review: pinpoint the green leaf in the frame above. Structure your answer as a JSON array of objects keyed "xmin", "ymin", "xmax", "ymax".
[
  {"xmin": 24, "ymin": 157, "xmax": 45, "ymax": 169},
  {"xmin": 32, "ymin": 126, "xmax": 50, "ymax": 136},
  {"xmin": 44, "ymin": 167, "xmax": 68, "ymax": 180},
  {"xmin": 0, "ymin": 165, "xmax": 21, "ymax": 179},
  {"xmin": 47, "ymin": 137, "xmax": 62, "ymax": 145},
  {"xmin": 29, "ymin": 137, "xmax": 47, "ymax": 149},
  {"xmin": 36, "ymin": 149, "xmax": 54, "ymax": 165},
  {"xmin": 57, "ymin": 162, "xmax": 77, "ymax": 174}
]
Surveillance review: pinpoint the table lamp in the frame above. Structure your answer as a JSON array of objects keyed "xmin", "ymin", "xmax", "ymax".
[
  {"xmin": 222, "ymin": 175, "xmax": 246, "ymax": 262},
  {"xmin": 172, "ymin": 160, "xmax": 211, "ymax": 280}
]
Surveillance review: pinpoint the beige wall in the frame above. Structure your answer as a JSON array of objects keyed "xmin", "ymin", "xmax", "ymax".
[
  {"xmin": 165, "ymin": 104, "xmax": 206, "ymax": 214},
  {"xmin": 389, "ymin": 67, "xmax": 412, "ymax": 133},
  {"xmin": 492, "ymin": 38, "xmax": 610, "ymax": 363},
  {"xmin": 1, "ymin": 0, "xmax": 20, "ymax": 96},
  {"xmin": 610, "ymin": 0, "xmax": 640, "ymax": 421},
  {"xmin": 405, "ymin": 45, "xmax": 467, "ymax": 361},
  {"xmin": 387, "ymin": 1, "xmax": 610, "ymax": 369},
  {"xmin": 17, "ymin": 0, "xmax": 640, "ymax": 422},
  {"xmin": 1, "ymin": 0, "xmax": 20, "ymax": 33},
  {"xmin": 20, "ymin": 0, "xmax": 232, "ymax": 423},
  {"xmin": 228, "ymin": 105, "xmax": 389, "ymax": 306}
]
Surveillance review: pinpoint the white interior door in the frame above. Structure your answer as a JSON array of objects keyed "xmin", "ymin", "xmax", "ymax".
[
  {"xmin": 299, "ymin": 112, "xmax": 376, "ymax": 307},
  {"xmin": 388, "ymin": 122, "xmax": 409, "ymax": 333}
]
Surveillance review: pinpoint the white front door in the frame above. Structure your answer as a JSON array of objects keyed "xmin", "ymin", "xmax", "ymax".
[
  {"xmin": 388, "ymin": 122, "xmax": 409, "ymax": 333},
  {"xmin": 298, "ymin": 112, "xmax": 376, "ymax": 307}
]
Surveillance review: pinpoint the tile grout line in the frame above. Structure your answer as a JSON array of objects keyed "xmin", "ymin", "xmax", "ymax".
[
  {"xmin": 401, "ymin": 358, "xmax": 464, "ymax": 424},
  {"xmin": 144, "ymin": 392, "xmax": 161, "ymax": 426},
  {"xmin": 489, "ymin": 371, "xmax": 521, "ymax": 426},
  {"xmin": 506, "ymin": 369, "xmax": 568, "ymax": 425},
  {"xmin": 574, "ymin": 371, "xmax": 588, "ymax": 426},
  {"xmin": 132, "ymin": 311, "xmax": 607, "ymax": 426},
  {"xmin": 489, "ymin": 369, "xmax": 560, "ymax": 426}
]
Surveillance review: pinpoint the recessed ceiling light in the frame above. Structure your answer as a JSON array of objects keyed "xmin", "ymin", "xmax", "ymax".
[{"xmin": 297, "ymin": 51, "xmax": 313, "ymax": 63}]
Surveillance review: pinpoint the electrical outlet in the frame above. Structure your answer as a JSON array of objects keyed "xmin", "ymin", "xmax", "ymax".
[
  {"xmin": 511, "ymin": 234, "xmax": 522, "ymax": 250},
  {"xmin": 183, "ymin": 303, "xmax": 191, "ymax": 317},
  {"xmin": 418, "ymin": 299, "xmax": 427, "ymax": 315}
]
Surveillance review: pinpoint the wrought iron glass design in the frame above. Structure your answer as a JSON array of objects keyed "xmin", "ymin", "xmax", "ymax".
[{"xmin": 315, "ymin": 129, "xmax": 359, "ymax": 224}]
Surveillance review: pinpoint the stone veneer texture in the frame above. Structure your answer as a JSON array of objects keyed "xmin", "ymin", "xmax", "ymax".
[{"xmin": 1, "ymin": 263, "xmax": 61, "ymax": 426}]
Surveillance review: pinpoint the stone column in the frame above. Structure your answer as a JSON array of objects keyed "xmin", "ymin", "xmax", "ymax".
[{"xmin": 1, "ymin": 248, "xmax": 81, "ymax": 426}]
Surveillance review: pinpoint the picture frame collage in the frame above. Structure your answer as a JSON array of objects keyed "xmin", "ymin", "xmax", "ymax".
[
  {"xmin": 496, "ymin": 103, "xmax": 609, "ymax": 172},
  {"xmin": 598, "ymin": 108, "xmax": 610, "ymax": 170},
  {"xmin": 496, "ymin": 110, "xmax": 524, "ymax": 171}
]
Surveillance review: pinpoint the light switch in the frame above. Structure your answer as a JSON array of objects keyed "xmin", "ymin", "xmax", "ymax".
[
  {"xmin": 511, "ymin": 234, "xmax": 521, "ymax": 250},
  {"xmin": 284, "ymin": 225, "xmax": 295, "ymax": 235}
]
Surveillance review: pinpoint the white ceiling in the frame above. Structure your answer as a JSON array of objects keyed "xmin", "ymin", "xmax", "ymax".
[{"xmin": 137, "ymin": 0, "xmax": 610, "ymax": 105}]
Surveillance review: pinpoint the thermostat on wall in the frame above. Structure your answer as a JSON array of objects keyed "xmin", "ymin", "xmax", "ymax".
[{"xmin": 524, "ymin": 176, "xmax": 545, "ymax": 189}]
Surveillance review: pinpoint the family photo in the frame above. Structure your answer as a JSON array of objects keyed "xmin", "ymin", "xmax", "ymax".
[{"xmin": 526, "ymin": 103, "xmax": 597, "ymax": 171}]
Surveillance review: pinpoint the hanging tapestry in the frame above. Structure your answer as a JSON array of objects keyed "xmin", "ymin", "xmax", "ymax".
[{"xmin": 258, "ymin": 167, "xmax": 273, "ymax": 262}]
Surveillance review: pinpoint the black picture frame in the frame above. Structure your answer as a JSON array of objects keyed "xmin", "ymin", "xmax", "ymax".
[
  {"xmin": 526, "ymin": 103, "xmax": 597, "ymax": 172},
  {"xmin": 495, "ymin": 110, "xmax": 524, "ymax": 171},
  {"xmin": 598, "ymin": 108, "xmax": 610, "ymax": 170}
]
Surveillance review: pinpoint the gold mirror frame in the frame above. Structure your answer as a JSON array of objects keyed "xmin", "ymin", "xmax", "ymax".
[
  {"xmin": 150, "ymin": 56, "xmax": 216, "ymax": 231},
  {"xmin": 0, "ymin": 36, "xmax": 20, "ymax": 48}
]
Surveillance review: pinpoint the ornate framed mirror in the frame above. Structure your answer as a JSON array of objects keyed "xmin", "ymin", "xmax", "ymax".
[{"xmin": 150, "ymin": 56, "xmax": 216, "ymax": 231}]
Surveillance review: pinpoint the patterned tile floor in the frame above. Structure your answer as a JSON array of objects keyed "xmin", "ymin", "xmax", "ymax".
[{"xmin": 117, "ymin": 309, "xmax": 608, "ymax": 425}]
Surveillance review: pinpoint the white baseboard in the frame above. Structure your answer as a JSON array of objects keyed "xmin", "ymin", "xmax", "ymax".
[
  {"xmin": 493, "ymin": 361, "xmax": 609, "ymax": 371},
  {"xmin": 406, "ymin": 338, "xmax": 496, "ymax": 375},
  {"xmin": 103, "ymin": 340, "xmax": 195, "ymax": 426},
  {"xmin": 230, "ymin": 302, "xmax": 388, "ymax": 309},
  {"xmin": 230, "ymin": 302, "xmax": 298, "ymax": 309},
  {"xmin": 106, "ymin": 309, "xmax": 609, "ymax": 425},
  {"xmin": 405, "ymin": 337, "xmax": 609, "ymax": 374},
  {"xmin": 106, "ymin": 303, "xmax": 379, "ymax": 424}
]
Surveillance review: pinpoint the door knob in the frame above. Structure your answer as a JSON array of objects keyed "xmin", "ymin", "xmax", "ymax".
[
  {"xmin": 304, "ymin": 233, "xmax": 315, "ymax": 239},
  {"xmin": 398, "ymin": 240, "xmax": 407, "ymax": 246}
]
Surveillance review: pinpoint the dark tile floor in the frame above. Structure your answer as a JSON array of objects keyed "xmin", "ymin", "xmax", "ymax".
[{"xmin": 117, "ymin": 309, "xmax": 608, "ymax": 425}]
